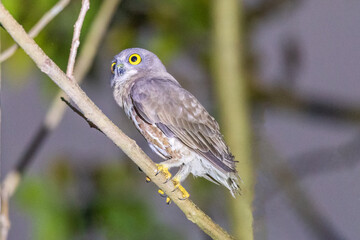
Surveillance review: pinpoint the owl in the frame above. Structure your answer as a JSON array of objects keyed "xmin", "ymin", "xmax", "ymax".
[{"xmin": 110, "ymin": 48, "xmax": 240, "ymax": 201}]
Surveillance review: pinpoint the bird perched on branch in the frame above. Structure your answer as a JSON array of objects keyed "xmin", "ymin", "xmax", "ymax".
[{"xmin": 110, "ymin": 48, "xmax": 240, "ymax": 202}]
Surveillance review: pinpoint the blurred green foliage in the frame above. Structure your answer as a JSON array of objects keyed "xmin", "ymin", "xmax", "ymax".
[
  {"xmin": 16, "ymin": 158, "xmax": 182, "ymax": 240},
  {"xmin": 101, "ymin": 0, "xmax": 211, "ymax": 66},
  {"xmin": 2, "ymin": 0, "xmax": 101, "ymax": 95},
  {"xmin": 2, "ymin": 0, "xmax": 212, "ymax": 92},
  {"xmin": 16, "ymin": 177, "xmax": 75, "ymax": 240}
]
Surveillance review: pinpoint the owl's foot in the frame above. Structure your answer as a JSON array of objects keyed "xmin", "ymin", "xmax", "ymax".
[
  {"xmin": 155, "ymin": 164, "xmax": 172, "ymax": 182},
  {"xmin": 155, "ymin": 163, "xmax": 189, "ymax": 204},
  {"xmin": 172, "ymin": 177, "xmax": 190, "ymax": 200}
]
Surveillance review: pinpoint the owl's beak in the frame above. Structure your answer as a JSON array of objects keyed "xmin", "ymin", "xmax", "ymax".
[
  {"xmin": 110, "ymin": 63, "xmax": 126, "ymax": 88},
  {"xmin": 117, "ymin": 63, "xmax": 125, "ymax": 76}
]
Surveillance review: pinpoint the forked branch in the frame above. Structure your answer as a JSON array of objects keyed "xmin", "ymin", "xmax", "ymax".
[{"xmin": 0, "ymin": 1, "xmax": 89, "ymax": 239}]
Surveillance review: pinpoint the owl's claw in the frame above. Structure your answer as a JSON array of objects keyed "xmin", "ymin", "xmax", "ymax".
[
  {"xmin": 158, "ymin": 189, "xmax": 166, "ymax": 197},
  {"xmin": 138, "ymin": 167, "xmax": 151, "ymax": 182},
  {"xmin": 177, "ymin": 185, "xmax": 190, "ymax": 200},
  {"xmin": 155, "ymin": 164, "xmax": 172, "ymax": 183},
  {"xmin": 172, "ymin": 177, "xmax": 190, "ymax": 200},
  {"xmin": 157, "ymin": 190, "xmax": 172, "ymax": 204}
]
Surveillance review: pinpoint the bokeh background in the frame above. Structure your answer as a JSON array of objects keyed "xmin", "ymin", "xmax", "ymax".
[{"xmin": 1, "ymin": 0, "xmax": 360, "ymax": 239}]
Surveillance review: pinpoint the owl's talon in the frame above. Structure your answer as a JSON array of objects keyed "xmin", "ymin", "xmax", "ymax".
[
  {"xmin": 172, "ymin": 177, "xmax": 190, "ymax": 200},
  {"xmin": 177, "ymin": 185, "xmax": 190, "ymax": 200},
  {"xmin": 166, "ymin": 197, "xmax": 172, "ymax": 205},
  {"xmin": 155, "ymin": 164, "xmax": 172, "ymax": 182},
  {"xmin": 158, "ymin": 189, "xmax": 166, "ymax": 197},
  {"xmin": 145, "ymin": 176, "xmax": 151, "ymax": 182},
  {"xmin": 172, "ymin": 177, "xmax": 180, "ymax": 189}
]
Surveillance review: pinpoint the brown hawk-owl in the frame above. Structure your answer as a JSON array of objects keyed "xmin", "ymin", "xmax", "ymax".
[{"xmin": 110, "ymin": 48, "xmax": 240, "ymax": 201}]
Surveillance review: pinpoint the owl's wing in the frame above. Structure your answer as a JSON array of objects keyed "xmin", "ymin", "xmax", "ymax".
[{"xmin": 130, "ymin": 77, "xmax": 237, "ymax": 173}]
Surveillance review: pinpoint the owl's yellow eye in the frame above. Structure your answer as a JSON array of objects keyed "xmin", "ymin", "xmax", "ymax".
[
  {"xmin": 128, "ymin": 53, "xmax": 141, "ymax": 65},
  {"xmin": 111, "ymin": 62, "xmax": 116, "ymax": 74}
]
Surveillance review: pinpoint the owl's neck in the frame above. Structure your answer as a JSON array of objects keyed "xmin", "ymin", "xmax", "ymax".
[{"xmin": 113, "ymin": 79, "xmax": 133, "ymax": 108}]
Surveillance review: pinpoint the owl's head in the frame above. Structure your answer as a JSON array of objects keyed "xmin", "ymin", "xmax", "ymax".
[{"xmin": 110, "ymin": 48, "xmax": 167, "ymax": 87}]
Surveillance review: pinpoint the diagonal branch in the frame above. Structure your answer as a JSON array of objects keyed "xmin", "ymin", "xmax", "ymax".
[
  {"xmin": 0, "ymin": 0, "xmax": 70, "ymax": 63},
  {"xmin": 0, "ymin": 3, "xmax": 234, "ymax": 240}
]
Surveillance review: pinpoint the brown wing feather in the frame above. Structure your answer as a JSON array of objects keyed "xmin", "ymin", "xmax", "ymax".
[{"xmin": 131, "ymin": 78, "xmax": 236, "ymax": 173}]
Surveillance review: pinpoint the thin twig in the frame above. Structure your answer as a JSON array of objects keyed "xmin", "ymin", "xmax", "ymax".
[
  {"xmin": 0, "ymin": 0, "xmax": 70, "ymax": 63},
  {"xmin": 61, "ymin": 97, "xmax": 103, "ymax": 132},
  {"xmin": 66, "ymin": 0, "xmax": 89, "ymax": 80},
  {"xmin": 0, "ymin": 4, "xmax": 235, "ymax": 239}
]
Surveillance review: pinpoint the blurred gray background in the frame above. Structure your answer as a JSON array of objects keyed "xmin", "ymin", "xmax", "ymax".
[{"xmin": 2, "ymin": 0, "xmax": 360, "ymax": 239}]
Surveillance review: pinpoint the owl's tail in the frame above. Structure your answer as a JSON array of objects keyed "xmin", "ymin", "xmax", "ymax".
[
  {"xmin": 204, "ymin": 170, "xmax": 242, "ymax": 197},
  {"xmin": 201, "ymin": 159, "xmax": 242, "ymax": 197},
  {"xmin": 227, "ymin": 172, "xmax": 242, "ymax": 197}
]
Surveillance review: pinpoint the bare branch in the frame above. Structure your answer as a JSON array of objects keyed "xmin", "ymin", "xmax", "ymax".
[
  {"xmin": 0, "ymin": 0, "xmax": 70, "ymax": 63},
  {"xmin": 0, "ymin": 4, "xmax": 235, "ymax": 239},
  {"xmin": 66, "ymin": 0, "xmax": 89, "ymax": 80}
]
